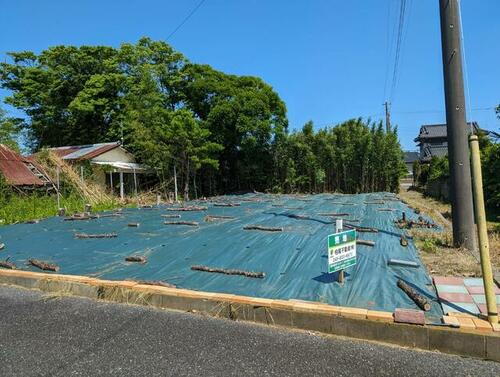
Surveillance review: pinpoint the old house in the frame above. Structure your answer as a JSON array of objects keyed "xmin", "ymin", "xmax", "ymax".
[
  {"xmin": 0, "ymin": 144, "xmax": 52, "ymax": 189},
  {"xmin": 49, "ymin": 142, "xmax": 148, "ymax": 199}
]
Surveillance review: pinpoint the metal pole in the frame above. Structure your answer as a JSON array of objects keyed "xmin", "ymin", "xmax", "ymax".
[
  {"xmin": 133, "ymin": 168, "xmax": 138, "ymax": 197},
  {"xmin": 438, "ymin": 0, "xmax": 476, "ymax": 250},
  {"xmin": 173, "ymin": 165, "xmax": 178, "ymax": 202},
  {"xmin": 384, "ymin": 101, "xmax": 391, "ymax": 133},
  {"xmin": 469, "ymin": 135, "xmax": 498, "ymax": 324},
  {"xmin": 119, "ymin": 171, "xmax": 124, "ymax": 200},
  {"xmin": 109, "ymin": 172, "xmax": 113, "ymax": 194},
  {"xmin": 56, "ymin": 166, "xmax": 60, "ymax": 210}
]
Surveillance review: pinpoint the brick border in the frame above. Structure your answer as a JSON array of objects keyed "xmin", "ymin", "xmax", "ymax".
[{"xmin": 0, "ymin": 269, "xmax": 498, "ymax": 362}]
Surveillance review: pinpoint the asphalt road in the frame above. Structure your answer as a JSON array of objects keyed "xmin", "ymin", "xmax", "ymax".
[{"xmin": 1, "ymin": 285, "xmax": 499, "ymax": 377}]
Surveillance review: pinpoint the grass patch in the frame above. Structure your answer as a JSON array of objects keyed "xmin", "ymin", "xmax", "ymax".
[
  {"xmin": 0, "ymin": 193, "xmax": 121, "ymax": 225},
  {"xmin": 399, "ymin": 187, "xmax": 499, "ymax": 277}
]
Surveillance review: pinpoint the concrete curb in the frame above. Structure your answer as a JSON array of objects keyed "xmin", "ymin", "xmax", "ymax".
[{"xmin": 0, "ymin": 269, "xmax": 499, "ymax": 362}]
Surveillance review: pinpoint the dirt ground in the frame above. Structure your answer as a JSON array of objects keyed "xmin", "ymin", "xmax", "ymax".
[{"xmin": 398, "ymin": 188, "xmax": 500, "ymax": 277}]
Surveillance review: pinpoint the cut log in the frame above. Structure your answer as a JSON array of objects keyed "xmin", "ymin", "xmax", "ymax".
[
  {"xmin": 400, "ymin": 236, "xmax": 408, "ymax": 247},
  {"xmin": 388, "ymin": 259, "xmax": 419, "ymax": 268},
  {"xmin": 28, "ymin": 258, "xmax": 59, "ymax": 272},
  {"xmin": 318, "ymin": 213, "xmax": 349, "ymax": 217},
  {"xmin": 24, "ymin": 220, "xmax": 40, "ymax": 224},
  {"xmin": 204, "ymin": 215, "xmax": 235, "ymax": 222},
  {"xmin": 344, "ymin": 224, "xmax": 378, "ymax": 233},
  {"xmin": 356, "ymin": 239, "xmax": 375, "ymax": 247},
  {"xmin": 0, "ymin": 260, "xmax": 16, "ymax": 269},
  {"xmin": 243, "ymin": 225, "xmax": 283, "ymax": 232},
  {"xmin": 213, "ymin": 203, "xmax": 241, "ymax": 207},
  {"xmin": 164, "ymin": 221, "xmax": 199, "ymax": 226},
  {"xmin": 128, "ymin": 223, "xmax": 140, "ymax": 227},
  {"xmin": 161, "ymin": 214, "xmax": 181, "ymax": 218},
  {"xmin": 75, "ymin": 233, "xmax": 118, "ymax": 239},
  {"xmin": 397, "ymin": 279, "xmax": 431, "ymax": 311},
  {"xmin": 165, "ymin": 206, "xmax": 207, "ymax": 212},
  {"xmin": 191, "ymin": 265, "xmax": 265, "ymax": 279},
  {"xmin": 125, "ymin": 256, "xmax": 147, "ymax": 264},
  {"xmin": 377, "ymin": 208, "xmax": 394, "ymax": 212},
  {"xmin": 0, "ymin": 243, "xmax": 4, "ymax": 251}
]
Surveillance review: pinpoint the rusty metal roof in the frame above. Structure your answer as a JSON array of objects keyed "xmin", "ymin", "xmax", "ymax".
[
  {"xmin": 49, "ymin": 142, "xmax": 120, "ymax": 161},
  {"xmin": 0, "ymin": 144, "xmax": 48, "ymax": 186}
]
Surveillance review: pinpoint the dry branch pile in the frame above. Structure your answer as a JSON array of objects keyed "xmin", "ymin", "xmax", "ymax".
[
  {"xmin": 243, "ymin": 225, "xmax": 283, "ymax": 232},
  {"xmin": 191, "ymin": 265, "xmax": 265, "ymax": 278},
  {"xmin": 75, "ymin": 233, "xmax": 118, "ymax": 239},
  {"xmin": 36, "ymin": 151, "xmax": 111, "ymax": 205}
]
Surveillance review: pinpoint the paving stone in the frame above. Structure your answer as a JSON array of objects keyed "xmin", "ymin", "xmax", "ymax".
[
  {"xmin": 463, "ymin": 278, "xmax": 485, "ymax": 286},
  {"xmin": 456, "ymin": 317, "xmax": 476, "ymax": 331},
  {"xmin": 435, "ymin": 284, "xmax": 469, "ymax": 294},
  {"xmin": 472, "ymin": 318, "xmax": 493, "ymax": 332},
  {"xmin": 448, "ymin": 312, "xmax": 478, "ymax": 318},
  {"xmin": 442, "ymin": 316, "xmax": 460, "ymax": 327},
  {"xmin": 394, "ymin": 308, "xmax": 425, "ymax": 325},
  {"xmin": 433, "ymin": 276, "xmax": 464, "ymax": 285},
  {"xmin": 467, "ymin": 285, "xmax": 500, "ymax": 295},
  {"xmin": 438, "ymin": 292, "xmax": 474, "ymax": 303},
  {"xmin": 441, "ymin": 302, "xmax": 480, "ymax": 315}
]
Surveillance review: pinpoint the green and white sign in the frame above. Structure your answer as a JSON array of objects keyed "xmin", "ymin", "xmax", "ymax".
[{"xmin": 327, "ymin": 229, "xmax": 357, "ymax": 273}]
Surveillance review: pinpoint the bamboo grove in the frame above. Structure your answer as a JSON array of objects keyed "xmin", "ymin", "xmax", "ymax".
[{"xmin": 0, "ymin": 38, "xmax": 407, "ymax": 198}]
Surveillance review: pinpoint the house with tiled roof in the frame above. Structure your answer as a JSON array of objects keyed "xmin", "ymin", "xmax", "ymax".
[{"xmin": 414, "ymin": 122, "xmax": 479, "ymax": 162}]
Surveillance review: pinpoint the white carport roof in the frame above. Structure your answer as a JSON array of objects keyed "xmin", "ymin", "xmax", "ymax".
[{"xmin": 91, "ymin": 161, "xmax": 149, "ymax": 173}]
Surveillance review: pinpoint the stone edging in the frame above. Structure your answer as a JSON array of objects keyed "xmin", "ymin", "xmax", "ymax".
[{"xmin": 0, "ymin": 269, "xmax": 498, "ymax": 361}]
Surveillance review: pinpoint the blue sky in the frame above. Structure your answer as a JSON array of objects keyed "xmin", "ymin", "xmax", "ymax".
[{"xmin": 0, "ymin": 0, "xmax": 498, "ymax": 150}]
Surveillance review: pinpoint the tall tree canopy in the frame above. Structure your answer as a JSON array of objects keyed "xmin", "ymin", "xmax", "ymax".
[{"xmin": 1, "ymin": 38, "xmax": 407, "ymax": 196}]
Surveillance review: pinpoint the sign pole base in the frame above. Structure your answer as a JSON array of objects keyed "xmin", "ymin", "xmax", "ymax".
[{"xmin": 338, "ymin": 270, "xmax": 344, "ymax": 284}]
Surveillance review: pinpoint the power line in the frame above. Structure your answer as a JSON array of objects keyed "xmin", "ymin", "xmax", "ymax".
[
  {"xmin": 166, "ymin": 0, "xmax": 207, "ymax": 41},
  {"xmin": 389, "ymin": 0, "xmax": 410, "ymax": 103}
]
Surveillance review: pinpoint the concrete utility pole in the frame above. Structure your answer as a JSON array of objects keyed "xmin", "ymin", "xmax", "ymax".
[
  {"xmin": 438, "ymin": 0, "xmax": 475, "ymax": 250},
  {"xmin": 384, "ymin": 101, "xmax": 391, "ymax": 132}
]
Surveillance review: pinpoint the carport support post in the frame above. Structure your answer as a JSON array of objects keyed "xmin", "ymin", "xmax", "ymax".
[
  {"xmin": 469, "ymin": 135, "xmax": 498, "ymax": 324},
  {"xmin": 109, "ymin": 172, "xmax": 113, "ymax": 194},
  {"xmin": 336, "ymin": 219, "xmax": 344, "ymax": 284},
  {"xmin": 174, "ymin": 165, "xmax": 178, "ymax": 202},
  {"xmin": 119, "ymin": 172, "xmax": 124, "ymax": 200}
]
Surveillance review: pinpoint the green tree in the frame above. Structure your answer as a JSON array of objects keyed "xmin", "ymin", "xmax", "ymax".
[{"xmin": 0, "ymin": 107, "xmax": 19, "ymax": 150}]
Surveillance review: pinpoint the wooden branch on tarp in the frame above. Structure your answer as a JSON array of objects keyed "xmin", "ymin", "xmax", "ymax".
[
  {"xmin": 125, "ymin": 256, "xmax": 147, "ymax": 264},
  {"xmin": 0, "ymin": 260, "xmax": 16, "ymax": 269},
  {"xmin": 318, "ymin": 213, "xmax": 349, "ymax": 217},
  {"xmin": 75, "ymin": 233, "xmax": 118, "ymax": 239},
  {"xmin": 164, "ymin": 221, "xmax": 199, "ymax": 226},
  {"xmin": 344, "ymin": 224, "xmax": 378, "ymax": 233},
  {"xmin": 165, "ymin": 206, "xmax": 207, "ymax": 211},
  {"xmin": 397, "ymin": 279, "xmax": 431, "ymax": 311},
  {"xmin": 161, "ymin": 214, "xmax": 181, "ymax": 218},
  {"xmin": 191, "ymin": 265, "xmax": 265, "ymax": 279},
  {"xmin": 204, "ymin": 215, "xmax": 235, "ymax": 222},
  {"xmin": 243, "ymin": 225, "xmax": 283, "ymax": 232},
  {"xmin": 28, "ymin": 258, "xmax": 59, "ymax": 272},
  {"xmin": 213, "ymin": 203, "xmax": 241, "ymax": 207},
  {"xmin": 356, "ymin": 239, "xmax": 375, "ymax": 247}
]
